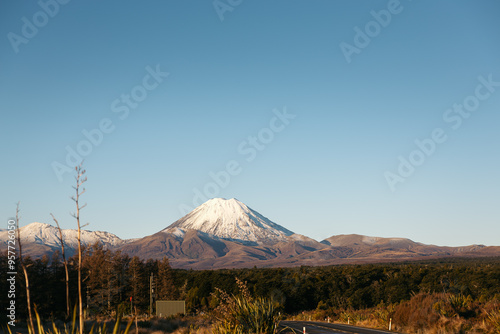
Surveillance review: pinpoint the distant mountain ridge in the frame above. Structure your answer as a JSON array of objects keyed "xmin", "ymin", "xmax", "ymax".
[
  {"xmin": 2, "ymin": 198, "xmax": 499, "ymax": 269},
  {"xmin": 0, "ymin": 222, "xmax": 126, "ymax": 258}
]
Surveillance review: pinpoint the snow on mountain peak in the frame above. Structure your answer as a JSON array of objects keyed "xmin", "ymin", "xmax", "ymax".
[
  {"xmin": 0, "ymin": 222, "xmax": 125, "ymax": 249},
  {"xmin": 163, "ymin": 198, "xmax": 294, "ymax": 243}
]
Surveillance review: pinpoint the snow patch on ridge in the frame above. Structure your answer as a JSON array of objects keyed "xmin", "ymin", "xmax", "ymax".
[
  {"xmin": 362, "ymin": 236, "xmax": 381, "ymax": 245},
  {"xmin": 168, "ymin": 227, "xmax": 186, "ymax": 239}
]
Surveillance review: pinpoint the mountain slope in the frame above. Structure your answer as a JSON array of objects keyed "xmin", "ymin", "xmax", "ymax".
[{"xmin": 321, "ymin": 234, "xmax": 487, "ymax": 259}]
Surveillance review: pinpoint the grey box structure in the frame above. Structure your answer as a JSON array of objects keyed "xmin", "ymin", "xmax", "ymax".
[{"xmin": 156, "ymin": 300, "xmax": 186, "ymax": 317}]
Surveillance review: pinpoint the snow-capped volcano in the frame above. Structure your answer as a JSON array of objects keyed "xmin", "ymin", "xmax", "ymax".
[{"xmin": 163, "ymin": 198, "xmax": 294, "ymax": 243}]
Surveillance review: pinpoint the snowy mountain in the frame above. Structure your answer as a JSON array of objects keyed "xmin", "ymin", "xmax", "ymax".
[
  {"xmin": 1, "ymin": 199, "xmax": 498, "ymax": 269},
  {"xmin": 162, "ymin": 198, "xmax": 294, "ymax": 244},
  {"xmin": 0, "ymin": 222, "xmax": 126, "ymax": 257}
]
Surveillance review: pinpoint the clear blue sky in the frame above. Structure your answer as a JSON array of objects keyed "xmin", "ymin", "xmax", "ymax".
[{"xmin": 1, "ymin": 0, "xmax": 499, "ymax": 246}]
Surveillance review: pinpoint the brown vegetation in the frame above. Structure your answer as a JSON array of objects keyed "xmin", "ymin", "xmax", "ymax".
[{"xmin": 292, "ymin": 292, "xmax": 500, "ymax": 333}]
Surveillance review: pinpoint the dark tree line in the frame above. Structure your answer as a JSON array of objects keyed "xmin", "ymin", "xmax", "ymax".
[
  {"xmin": 0, "ymin": 244, "xmax": 178, "ymax": 321},
  {"xmin": 175, "ymin": 257, "xmax": 500, "ymax": 313},
  {"xmin": 1, "ymin": 252, "xmax": 499, "ymax": 323}
]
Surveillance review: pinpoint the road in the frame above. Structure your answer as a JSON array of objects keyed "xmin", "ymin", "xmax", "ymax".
[{"xmin": 280, "ymin": 321, "xmax": 398, "ymax": 334}]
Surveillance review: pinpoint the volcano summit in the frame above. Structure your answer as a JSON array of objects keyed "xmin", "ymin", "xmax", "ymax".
[{"xmin": 163, "ymin": 198, "xmax": 294, "ymax": 244}]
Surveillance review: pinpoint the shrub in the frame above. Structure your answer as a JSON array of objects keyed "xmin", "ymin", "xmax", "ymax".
[
  {"xmin": 392, "ymin": 292, "xmax": 442, "ymax": 331},
  {"xmin": 211, "ymin": 278, "xmax": 280, "ymax": 334},
  {"xmin": 434, "ymin": 293, "xmax": 477, "ymax": 319}
]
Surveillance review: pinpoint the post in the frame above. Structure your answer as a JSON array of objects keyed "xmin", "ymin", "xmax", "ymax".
[
  {"xmin": 108, "ymin": 266, "xmax": 111, "ymax": 313},
  {"xmin": 86, "ymin": 286, "xmax": 90, "ymax": 314},
  {"xmin": 135, "ymin": 307, "xmax": 139, "ymax": 334},
  {"xmin": 389, "ymin": 318, "xmax": 392, "ymax": 331},
  {"xmin": 348, "ymin": 316, "xmax": 350, "ymax": 325},
  {"xmin": 303, "ymin": 327, "xmax": 306, "ymax": 334},
  {"xmin": 130, "ymin": 296, "xmax": 133, "ymax": 315},
  {"xmin": 149, "ymin": 273, "xmax": 153, "ymax": 317}
]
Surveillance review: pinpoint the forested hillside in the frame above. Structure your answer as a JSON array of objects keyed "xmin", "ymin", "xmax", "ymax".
[{"xmin": 2, "ymin": 244, "xmax": 499, "ymax": 331}]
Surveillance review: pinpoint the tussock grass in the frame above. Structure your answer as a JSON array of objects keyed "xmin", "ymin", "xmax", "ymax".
[
  {"xmin": 3, "ymin": 311, "xmax": 212, "ymax": 334},
  {"xmin": 3, "ymin": 307, "xmax": 134, "ymax": 334}
]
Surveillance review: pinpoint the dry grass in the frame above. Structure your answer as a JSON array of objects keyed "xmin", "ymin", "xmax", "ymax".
[
  {"xmin": 286, "ymin": 293, "xmax": 500, "ymax": 334},
  {"xmin": 133, "ymin": 316, "xmax": 211, "ymax": 334},
  {"xmin": 3, "ymin": 315, "xmax": 211, "ymax": 334},
  {"xmin": 6, "ymin": 291, "xmax": 499, "ymax": 334}
]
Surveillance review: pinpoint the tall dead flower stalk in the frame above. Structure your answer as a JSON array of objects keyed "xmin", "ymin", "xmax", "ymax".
[{"xmin": 71, "ymin": 163, "xmax": 87, "ymax": 334}]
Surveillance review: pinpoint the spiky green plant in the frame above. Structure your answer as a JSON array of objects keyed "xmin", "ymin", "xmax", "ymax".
[
  {"xmin": 488, "ymin": 309, "xmax": 500, "ymax": 334},
  {"xmin": 232, "ymin": 296, "xmax": 279, "ymax": 334},
  {"xmin": 434, "ymin": 293, "xmax": 475, "ymax": 318},
  {"xmin": 448, "ymin": 294, "xmax": 472, "ymax": 314},
  {"xmin": 212, "ymin": 278, "xmax": 281, "ymax": 334}
]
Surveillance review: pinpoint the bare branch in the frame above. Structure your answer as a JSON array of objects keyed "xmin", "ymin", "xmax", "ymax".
[
  {"xmin": 16, "ymin": 202, "xmax": 34, "ymax": 331},
  {"xmin": 15, "ymin": 201, "xmax": 22, "ymax": 261},
  {"xmin": 50, "ymin": 213, "xmax": 59, "ymax": 226},
  {"xmin": 50, "ymin": 213, "xmax": 65, "ymax": 248},
  {"xmin": 51, "ymin": 212, "xmax": 71, "ymax": 317}
]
